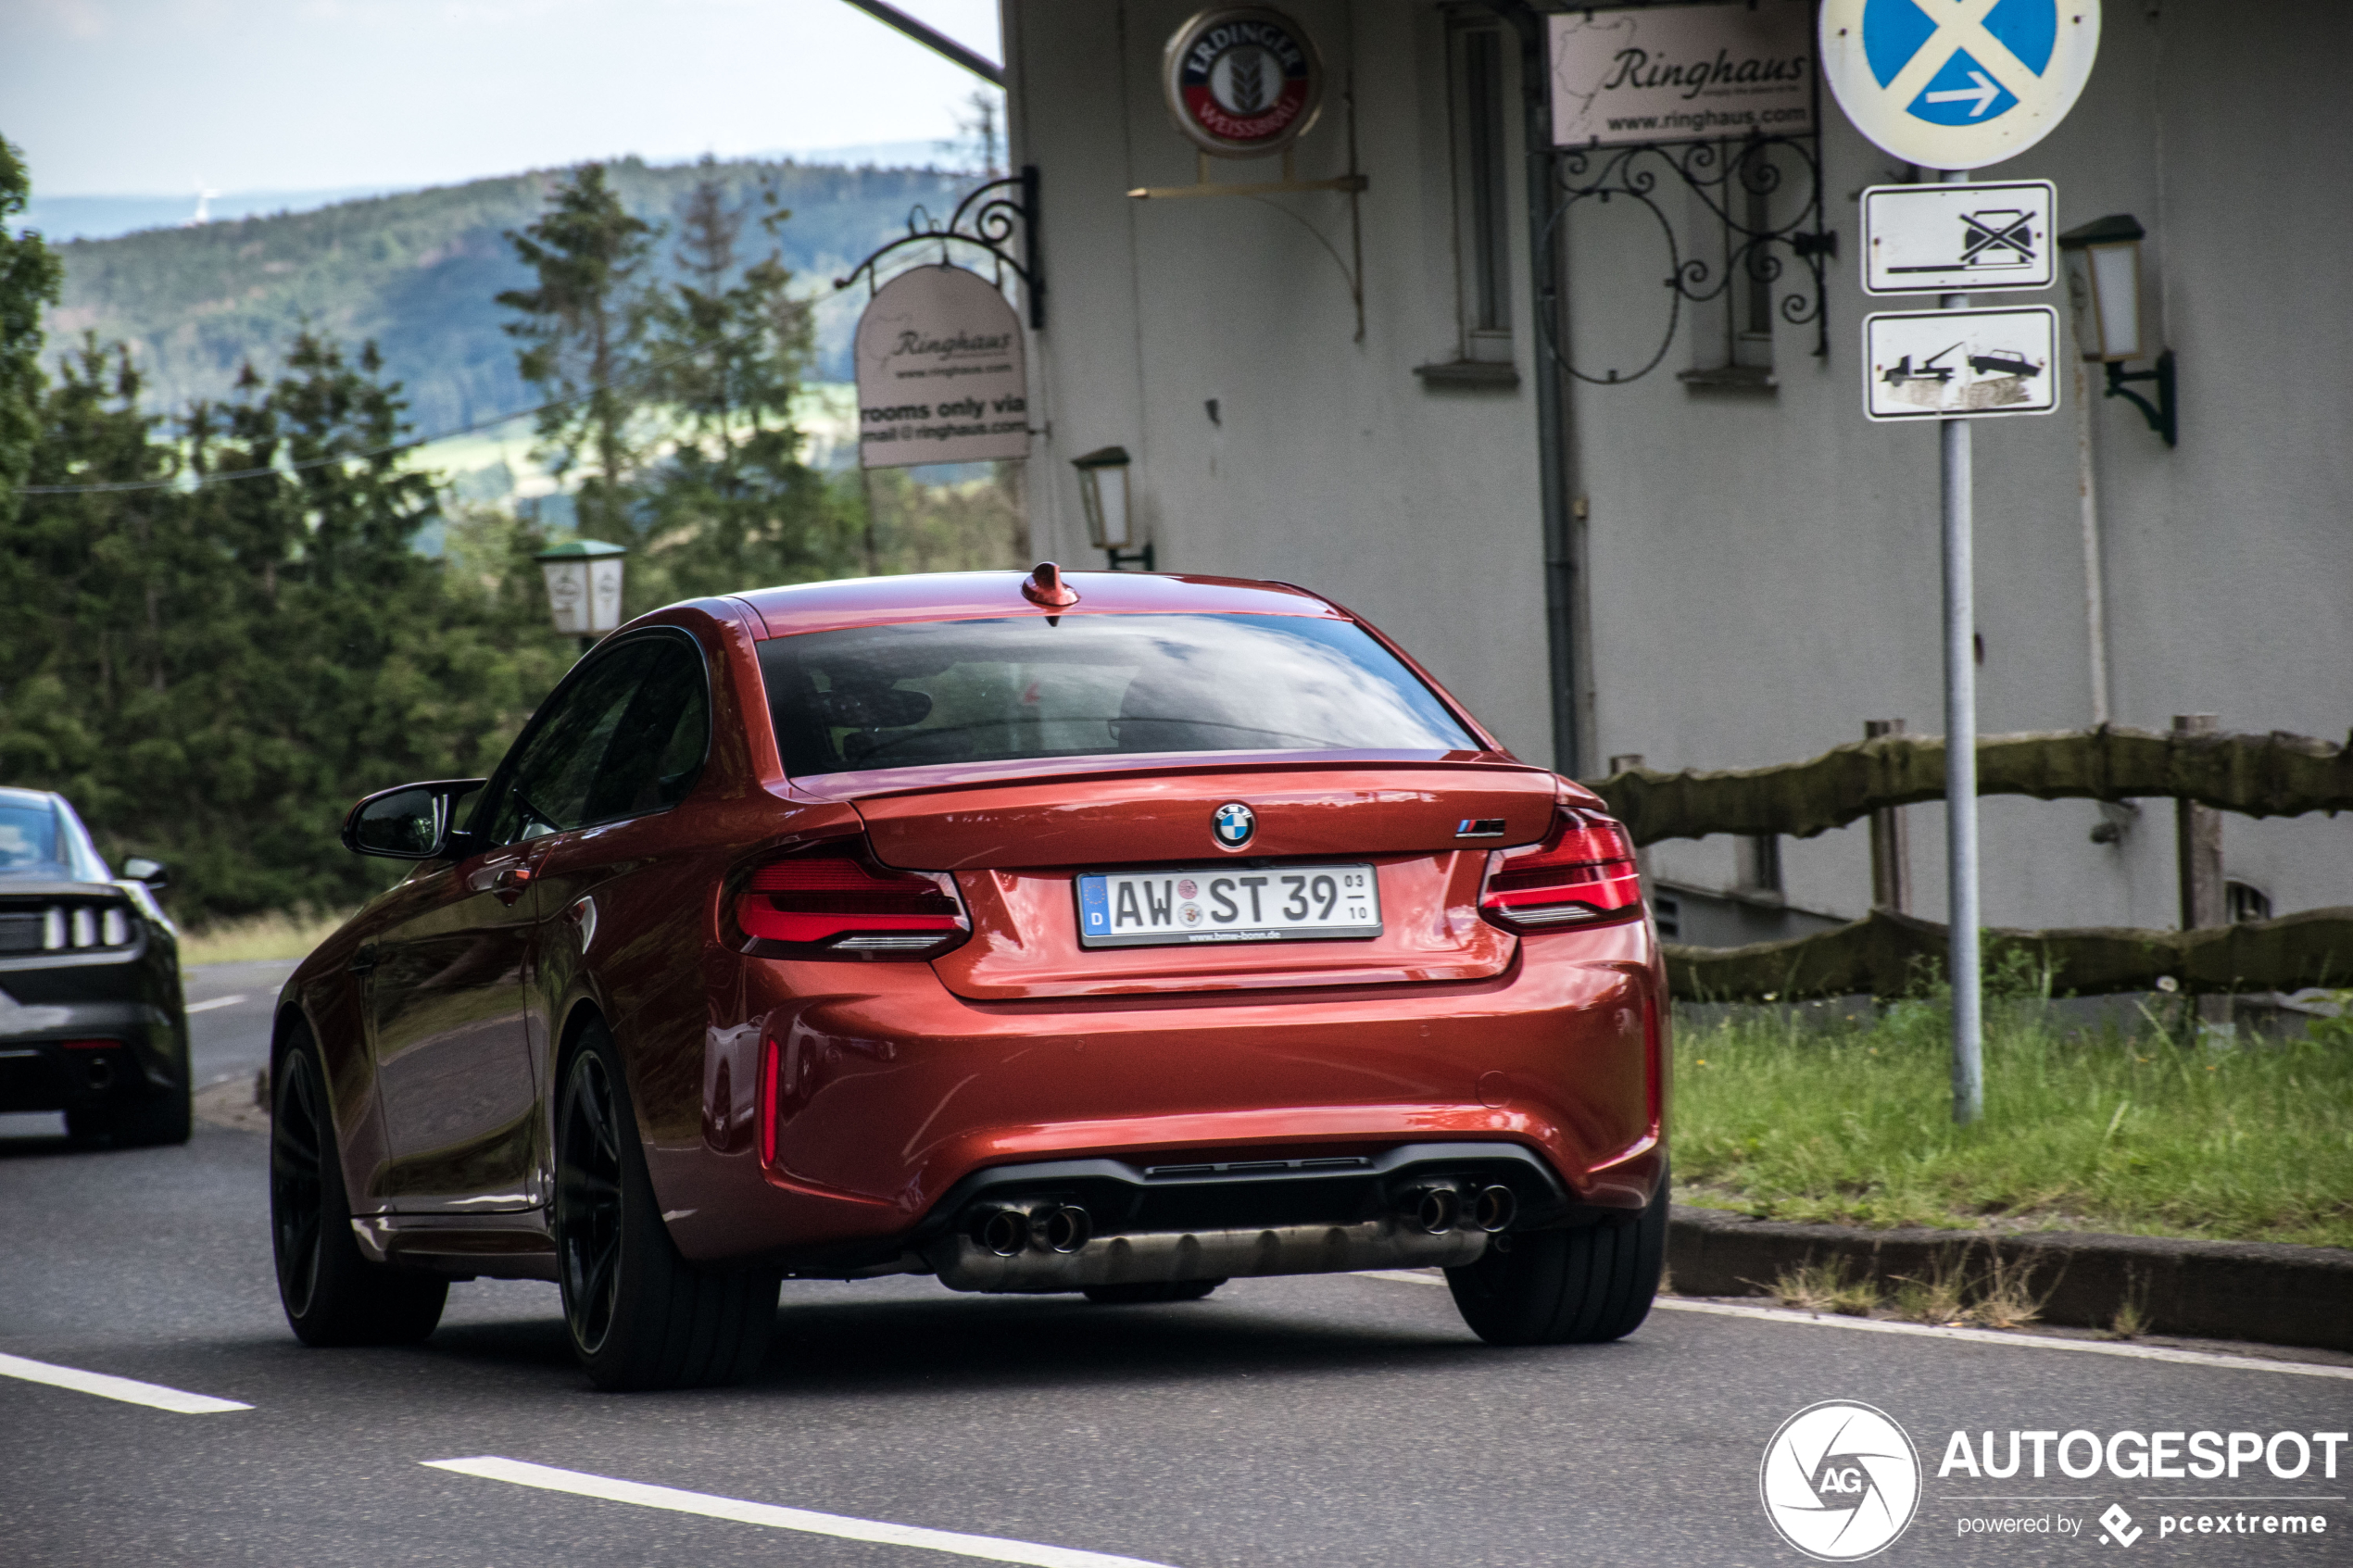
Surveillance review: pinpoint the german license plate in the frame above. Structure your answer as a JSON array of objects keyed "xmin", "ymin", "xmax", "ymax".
[{"xmin": 1076, "ymin": 864, "xmax": 1381, "ymax": 948}]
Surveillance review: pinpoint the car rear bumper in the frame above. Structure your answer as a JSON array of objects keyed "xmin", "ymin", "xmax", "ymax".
[
  {"xmin": 644, "ymin": 921, "xmax": 1667, "ymax": 1270},
  {"xmin": 0, "ymin": 998, "xmax": 186, "ymax": 1113}
]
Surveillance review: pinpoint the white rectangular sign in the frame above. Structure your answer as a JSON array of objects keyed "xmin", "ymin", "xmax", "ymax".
[
  {"xmin": 1549, "ymin": 2, "xmax": 1814, "ymax": 148},
  {"xmin": 1863, "ymin": 307, "xmax": 2061, "ymax": 421},
  {"xmin": 1861, "ymin": 182, "xmax": 2057, "ymax": 295}
]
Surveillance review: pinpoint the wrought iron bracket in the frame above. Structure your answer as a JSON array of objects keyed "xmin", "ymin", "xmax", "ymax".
[
  {"xmin": 1533, "ymin": 116, "xmax": 1834, "ymax": 386},
  {"xmin": 835, "ymin": 165, "xmax": 1045, "ymax": 330},
  {"xmin": 2104, "ymin": 350, "xmax": 2177, "ymax": 447},
  {"xmin": 1126, "ymin": 82, "xmax": 1369, "ymax": 343}
]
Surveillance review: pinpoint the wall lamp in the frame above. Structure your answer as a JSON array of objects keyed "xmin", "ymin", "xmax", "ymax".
[
  {"xmin": 535, "ymin": 537, "xmax": 628, "ymax": 651},
  {"xmin": 2057, "ymin": 215, "xmax": 2176, "ymax": 447},
  {"xmin": 1071, "ymin": 445, "xmax": 1153, "ymax": 571}
]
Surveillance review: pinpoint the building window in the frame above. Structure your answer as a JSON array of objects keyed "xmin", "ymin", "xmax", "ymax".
[
  {"xmin": 1452, "ymin": 24, "xmax": 1513, "ymax": 365},
  {"xmin": 1678, "ymin": 139, "xmax": 1784, "ymax": 392},
  {"xmin": 1732, "ymin": 168, "xmax": 1775, "ymax": 371},
  {"xmin": 1735, "ymin": 834, "xmax": 1783, "ymax": 900},
  {"xmin": 1654, "ymin": 891, "xmax": 1681, "ymax": 941}
]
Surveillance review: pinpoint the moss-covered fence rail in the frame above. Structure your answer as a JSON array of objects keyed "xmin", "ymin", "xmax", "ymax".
[
  {"xmin": 1662, "ymin": 906, "xmax": 2353, "ymax": 1002},
  {"xmin": 1576, "ymin": 726, "xmax": 2353, "ymax": 1001},
  {"xmin": 1586, "ymin": 725, "xmax": 2353, "ymax": 847}
]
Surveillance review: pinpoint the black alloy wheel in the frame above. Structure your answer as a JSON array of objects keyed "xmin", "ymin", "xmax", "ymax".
[
  {"xmin": 553, "ymin": 1022, "xmax": 778, "ymax": 1391},
  {"xmin": 269, "ymin": 1029, "xmax": 446, "ymax": 1346},
  {"xmin": 1444, "ymin": 1164, "xmax": 1668, "ymax": 1346},
  {"xmin": 271, "ymin": 1049, "xmax": 328, "ymax": 1317},
  {"xmin": 555, "ymin": 1047, "xmax": 626, "ymax": 1356}
]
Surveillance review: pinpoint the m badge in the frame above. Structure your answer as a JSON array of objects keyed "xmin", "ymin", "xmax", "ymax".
[{"xmin": 1212, "ymin": 803, "xmax": 1256, "ymax": 848}]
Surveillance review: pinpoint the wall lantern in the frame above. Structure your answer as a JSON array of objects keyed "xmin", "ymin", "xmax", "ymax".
[
  {"xmin": 535, "ymin": 537, "xmax": 628, "ymax": 649},
  {"xmin": 2057, "ymin": 215, "xmax": 2176, "ymax": 447},
  {"xmin": 1071, "ymin": 445, "xmax": 1153, "ymax": 571}
]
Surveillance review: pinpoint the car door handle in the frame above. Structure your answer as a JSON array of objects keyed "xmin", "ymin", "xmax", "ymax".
[
  {"xmin": 493, "ymin": 863, "xmax": 535, "ymax": 905},
  {"xmin": 347, "ymin": 946, "xmax": 378, "ymax": 975}
]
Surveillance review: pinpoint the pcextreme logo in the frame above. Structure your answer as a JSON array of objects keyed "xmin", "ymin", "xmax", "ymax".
[{"xmin": 1760, "ymin": 1400, "xmax": 1923, "ymax": 1561}]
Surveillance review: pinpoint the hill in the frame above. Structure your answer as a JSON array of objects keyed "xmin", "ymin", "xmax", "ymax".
[{"xmin": 44, "ymin": 157, "xmax": 975, "ymax": 436}]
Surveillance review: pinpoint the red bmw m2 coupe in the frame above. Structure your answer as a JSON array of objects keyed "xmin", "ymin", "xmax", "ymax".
[{"xmin": 271, "ymin": 566, "xmax": 1667, "ymax": 1388}]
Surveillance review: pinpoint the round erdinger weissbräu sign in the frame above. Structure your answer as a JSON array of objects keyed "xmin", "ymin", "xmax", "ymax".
[{"xmin": 1163, "ymin": 7, "xmax": 1324, "ymax": 157}]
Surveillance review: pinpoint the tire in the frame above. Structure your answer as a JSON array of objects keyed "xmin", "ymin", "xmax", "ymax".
[
  {"xmin": 67, "ymin": 1083, "xmax": 192, "ymax": 1147},
  {"xmin": 555, "ymin": 1022, "xmax": 778, "ymax": 1391},
  {"xmin": 1444, "ymin": 1167, "xmax": 1667, "ymax": 1347},
  {"xmin": 270, "ymin": 1029, "xmax": 447, "ymax": 1346},
  {"xmin": 1081, "ymin": 1279, "xmax": 1225, "ymax": 1305}
]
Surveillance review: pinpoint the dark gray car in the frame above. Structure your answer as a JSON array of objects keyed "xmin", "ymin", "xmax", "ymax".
[{"xmin": 0, "ymin": 787, "xmax": 189, "ymax": 1144}]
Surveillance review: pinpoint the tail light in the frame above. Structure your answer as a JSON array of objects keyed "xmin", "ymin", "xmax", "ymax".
[
  {"xmin": 735, "ymin": 846, "xmax": 969, "ymax": 956},
  {"xmin": 1478, "ymin": 809, "xmax": 1643, "ymax": 931}
]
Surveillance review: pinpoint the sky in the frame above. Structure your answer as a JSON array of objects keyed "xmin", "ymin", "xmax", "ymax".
[{"xmin": 3, "ymin": 0, "xmax": 1003, "ymax": 196}]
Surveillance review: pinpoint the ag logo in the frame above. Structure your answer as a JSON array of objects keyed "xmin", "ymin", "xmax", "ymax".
[
  {"xmin": 1759, "ymin": 1400, "xmax": 1921, "ymax": 1561},
  {"xmin": 1162, "ymin": 7, "xmax": 1324, "ymax": 157},
  {"xmin": 1212, "ymin": 802, "xmax": 1256, "ymax": 848}
]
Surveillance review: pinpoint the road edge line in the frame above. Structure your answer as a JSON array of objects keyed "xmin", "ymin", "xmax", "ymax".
[{"xmin": 1351, "ymin": 1270, "xmax": 2353, "ymax": 1380}]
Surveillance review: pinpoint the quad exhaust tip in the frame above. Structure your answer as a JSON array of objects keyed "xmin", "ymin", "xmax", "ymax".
[
  {"xmin": 1398, "ymin": 1181, "xmax": 1517, "ymax": 1236},
  {"xmin": 972, "ymin": 1202, "xmax": 1094, "ymax": 1257},
  {"xmin": 972, "ymin": 1181, "xmax": 1512, "ymax": 1257}
]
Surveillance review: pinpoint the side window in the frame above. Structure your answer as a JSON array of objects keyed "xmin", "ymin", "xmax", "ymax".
[
  {"xmin": 473, "ymin": 643, "xmax": 657, "ymax": 845},
  {"xmin": 579, "ymin": 638, "xmax": 710, "ymax": 823},
  {"xmin": 1451, "ymin": 23, "xmax": 1513, "ymax": 366}
]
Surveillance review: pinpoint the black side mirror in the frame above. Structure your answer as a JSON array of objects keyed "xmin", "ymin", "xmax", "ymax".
[
  {"xmin": 120, "ymin": 857, "xmax": 168, "ymax": 888},
  {"xmin": 342, "ymin": 780, "xmax": 487, "ymax": 859}
]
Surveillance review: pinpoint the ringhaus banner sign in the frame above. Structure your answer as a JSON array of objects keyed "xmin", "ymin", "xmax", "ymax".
[
  {"xmin": 853, "ymin": 264, "xmax": 1030, "ymax": 470},
  {"xmin": 1550, "ymin": 0, "xmax": 1815, "ymax": 147}
]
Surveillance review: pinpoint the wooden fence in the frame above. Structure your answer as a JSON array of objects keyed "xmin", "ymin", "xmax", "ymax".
[{"xmin": 1579, "ymin": 726, "xmax": 2353, "ymax": 1001}]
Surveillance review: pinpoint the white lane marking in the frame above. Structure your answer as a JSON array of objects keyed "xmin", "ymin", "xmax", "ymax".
[
  {"xmin": 182, "ymin": 995, "xmax": 248, "ymax": 1014},
  {"xmin": 0, "ymin": 1351, "xmax": 252, "ymax": 1412},
  {"xmin": 1353, "ymin": 1272, "xmax": 2353, "ymax": 1382},
  {"xmin": 424, "ymin": 1457, "xmax": 1180, "ymax": 1568}
]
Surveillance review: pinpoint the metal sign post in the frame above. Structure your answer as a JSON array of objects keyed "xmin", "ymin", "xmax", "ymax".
[
  {"xmin": 1820, "ymin": 0, "xmax": 2100, "ymax": 1125},
  {"xmin": 1937, "ymin": 170, "xmax": 1983, "ymax": 1124}
]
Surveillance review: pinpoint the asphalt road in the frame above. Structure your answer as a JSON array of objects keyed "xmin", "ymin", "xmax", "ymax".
[{"xmin": 3, "ymin": 967, "xmax": 2347, "ymax": 1567}]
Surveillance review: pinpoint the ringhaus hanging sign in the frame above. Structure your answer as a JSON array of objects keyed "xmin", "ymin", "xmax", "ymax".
[
  {"xmin": 853, "ymin": 265, "xmax": 1030, "ymax": 469},
  {"xmin": 1162, "ymin": 6, "xmax": 1326, "ymax": 157},
  {"xmin": 1550, "ymin": 0, "xmax": 1815, "ymax": 148}
]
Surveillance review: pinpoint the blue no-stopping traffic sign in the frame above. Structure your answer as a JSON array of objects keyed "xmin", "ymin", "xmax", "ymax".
[{"xmin": 1819, "ymin": 0, "xmax": 2101, "ymax": 170}]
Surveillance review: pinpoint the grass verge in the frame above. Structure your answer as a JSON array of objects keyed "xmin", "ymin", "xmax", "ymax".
[
  {"xmin": 177, "ymin": 907, "xmax": 351, "ymax": 969},
  {"xmin": 1671, "ymin": 983, "xmax": 2353, "ymax": 1251}
]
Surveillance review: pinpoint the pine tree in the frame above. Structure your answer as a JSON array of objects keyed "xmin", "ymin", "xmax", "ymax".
[
  {"xmin": 497, "ymin": 163, "xmax": 656, "ymax": 546},
  {"xmin": 2, "ymin": 327, "xmax": 567, "ymax": 920},
  {"xmin": 636, "ymin": 167, "xmax": 846, "ymax": 599},
  {"xmin": 0, "ymin": 136, "xmax": 65, "ymax": 524}
]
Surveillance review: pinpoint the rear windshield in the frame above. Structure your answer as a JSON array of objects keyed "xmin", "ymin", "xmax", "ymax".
[
  {"xmin": 0, "ymin": 802, "xmax": 61, "ymax": 874},
  {"xmin": 757, "ymin": 613, "xmax": 1478, "ymax": 778}
]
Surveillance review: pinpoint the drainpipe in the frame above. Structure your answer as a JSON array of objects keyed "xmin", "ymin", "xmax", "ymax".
[{"xmin": 1494, "ymin": 1, "xmax": 1582, "ymax": 778}]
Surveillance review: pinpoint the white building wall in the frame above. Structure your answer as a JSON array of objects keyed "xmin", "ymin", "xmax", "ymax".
[
  {"xmin": 1005, "ymin": 0, "xmax": 2351, "ymax": 934},
  {"xmin": 1005, "ymin": 0, "xmax": 1558, "ymax": 760}
]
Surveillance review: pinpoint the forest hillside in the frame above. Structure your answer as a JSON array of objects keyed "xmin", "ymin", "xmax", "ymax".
[{"xmin": 44, "ymin": 157, "xmax": 970, "ymax": 434}]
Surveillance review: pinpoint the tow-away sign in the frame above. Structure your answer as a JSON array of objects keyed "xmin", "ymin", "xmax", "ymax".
[{"xmin": 1863, "ymin": 306, "xmax": 2059, "ymax": 421}]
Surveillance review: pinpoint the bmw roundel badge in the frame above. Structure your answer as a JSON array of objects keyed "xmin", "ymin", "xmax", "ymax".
[{"xmin": 1212, "ymin": 802, "xmax": 1256, "ymax": 848}]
